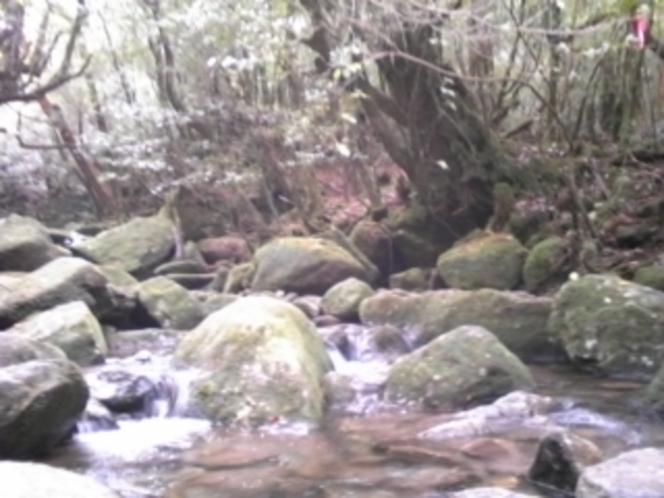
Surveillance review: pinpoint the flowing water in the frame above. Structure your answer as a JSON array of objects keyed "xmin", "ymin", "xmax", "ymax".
[{"xmin": 43, "ymin": 334, "xmax": 664, "ymax": 498}]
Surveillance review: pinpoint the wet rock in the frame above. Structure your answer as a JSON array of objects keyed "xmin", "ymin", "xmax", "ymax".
[
  {"xmin": 0, "ymin": 214, "xmax": 67, "ymax": 272},
  {"xmin": 0, "ymin": 333, "xmax": 66, "ymax": 367},
  {"xmin": 0, "ymin": 359, "xmax": 88, "ymax": 458},
  {"xmin": 78, "ymin": 398, "xmax": 119, "ymax": 432},
  {"xmin": 198, "ymin": 235, "xmax": 251, "ymax": 265},
  {"xmin": 70, "ymin": 212, "xmax": 175, "ymax": 278},
  {"xmin": 292, "ymin": 295, "xmax": 322, "ymax": 319},
  {"xmin": 350, "ymin": 220, "xmax": 392, "ymax": 277},
  {"xmin": 419, "ymin": 391, "xmax": 560, "ymax": 440},
  {"xmin": 0, "ymin": 257, "xmax": 120, "ymax": 329},
  {"xmin": 386, "ymin": 326, "xmax": 534, "ymax": 409},
  {"xmin": 0, "ymin": 461, "xmax": 120, "ymax": 498},
  {"xmin": 174, "ymin": 296, "xmax": 332, "ymax": 425},
  {"xmin": 448, "ymin": 488, "xmax": 537, "ymax": 498},
  {"xmin": 136, "ymin": 277, "xmax": 205, "ymax": 330},
  {"xmin": 528, "ymin": 429, "xmax": 603, "ymax": 495},
  {"xmin": 522, "ymin": 236, "xmax": 570, "ymax": 292},
  {"xmin": 321, "ymin": 277, "xmax": 375, "ymax": 321},
  {"xmin": 548, "ymin": 274, "xmax": 664, "ymax": 378},
  {"xmin": 436, "ymin": 232, "xmax": 528, "ymax": 291},
  {"xmin": 223, "ymin": 262, "xmax": 255, "ymax": 293},
  {"xmin": 250, "ymin": 237, "xmax": 371, "ymax": 295},
  {"xmin": 6, "ymin": 300, "xmax": 107, "ymax": 366},
  {"xmin": 322, "ymin": 371, "xmax": 356, "ymax": 406},
  {"xmin": 106, "ymin": 328, "xmax": 185, "ymax": 358},
  {"xmin": 366, "ymin": 325, "xmax": 410, "ymax": 362},
  {"xmin": 389, "ymin": 267, "xmax": 431, "ymax": 291},
  {"xmin": 87, "ymin": 366, "xmax": 177, "ymax": 417},
  {"xmin": 576, "ymin": 448, "xmax": 664, "ymax": 497},
  {"xmin": 360, "ymin": 289, "xmax": 559, "ymax": 363}
]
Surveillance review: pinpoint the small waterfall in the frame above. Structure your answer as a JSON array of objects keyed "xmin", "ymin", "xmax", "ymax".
[{"xmin": 78, "ymin": 351, "xmax": 201, "ymax": 433}]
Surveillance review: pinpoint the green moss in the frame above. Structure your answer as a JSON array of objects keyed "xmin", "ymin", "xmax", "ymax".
[{"xmin": 522, "ymin": 236, "xmax": 568, "ymax": 292}]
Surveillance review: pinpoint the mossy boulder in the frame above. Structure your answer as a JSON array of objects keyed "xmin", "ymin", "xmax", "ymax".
[
  {"xmin": 389, "ymin": 267, "xmax": 431, "ymax": 291},
  {"xmin": 71, "ymin": 213, "xmax": 175, "ymax": 278},
  {"xmin": 173, "ymin": 296, "xmax": 332, "ymax": 425},
  {"xmin": 632, "ymin": 266, "xmax": 664, "ymax": 292},
  {"xmin": 250, "ymin": 237, "xmax": 370, "ymax": 295},
  {"xmin": 0, "ymin": 359, "xmax": 88, "ymax": 458},
  {"xmin": 321, "ymin": 277, "xmax": 374, "ymax": 321},
  {"xmin": 223, "ymin": 262, "xmax": 255, "ymax": 293},
  {"xmin": 385, "ymin": 325, "xmax": 534, "ymax": 409},
  {"xmin": 436, "ymin": 233, "xmax": 528, "ymax": 290},
  {"xmin": 548, "ymin": 274, "xmax": 664, "ymax": 378},
  {"xmin": 0, "ymin": 257, "xmax": 118, "ymax": 329},
  {"xmin": 0, "ymin": 214, "xmax": 66, "ymax": 272},
  {"xmin": 523, "ymin": 236, "xmax": 570, "ymax": 292},
  {"xmin": 349, "ymin": 220, "xmax": 392, "ymax": 277},
  {"xmin": 6, "ymin": 301, "xmax": 107, "ymax": 366},
  {"xmin": 393, "ymin": 230, "xmax": 441, "ymax": 270},
  {"xmin": 0, "ymin": 334, "xmax": 65, "ymax": 368},
  {"xmin": 360, "ymin": 289, "xmax": 560, "ymax": 363},
  {"xmin": 136, "ymin": 277, "xmax": 205, "ymax": 330}
]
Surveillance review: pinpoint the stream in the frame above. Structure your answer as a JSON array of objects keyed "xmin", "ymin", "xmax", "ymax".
[{"xmin": 43, "ymin": 328, "xmax": 664, "ymax": 498}]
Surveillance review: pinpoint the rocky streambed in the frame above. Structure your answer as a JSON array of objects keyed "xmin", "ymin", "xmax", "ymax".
[{"xmin": 3, "ymin": 211, "xmax": 664, "ymax": 497}]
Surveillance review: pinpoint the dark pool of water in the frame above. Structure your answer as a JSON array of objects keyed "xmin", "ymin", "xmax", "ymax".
[{"xmin": 45, "ymin": 365, "xmax": 663, "ymax": 498}]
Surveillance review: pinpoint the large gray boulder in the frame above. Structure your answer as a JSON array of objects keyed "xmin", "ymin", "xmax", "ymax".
[
  {"xmin": 576, "ymin": 448, "xmax": 664, "ymax": 497},
  {"xmin": 436, "ymin": 232, "xmax": 528, "ymax": 290},
  {"xmin": 136, "ymin": 277, "xmax": 205, "ymax": 330},
  {"xmin": 0, "ymin": 333, "xmax": 66, "ymax": 367},
  {"xmin": 0, "ymin": 257, "xmax": 119, "ymax": 329},
  {"xmin": 250, "ymin": 237, "xmax": 371, "ymax": 295},
  {"xmin": 548, "ymin": 274, "xmax": 664, "ymax": 378},
  {"xmin": 360, "ymin": 289, "xmax": 560, "ymax": 363},
  {"xmin": 0, "ymin": 461, "xmax": 120, "ymax": 498},
  {"xmin": 0, "ymin": 359, "xmax": 88, "ymax": 458},
  {"xmin": 0, "ymin": 214, "xmax": 66, "ymax": 272},
  {"xmin": 174, "ymin": 296, "xmax": 332, "ymax": 425},
  {"xmin": 385, "ymin": 325, "xmax": 534, "ymax": 409},
  {"xmin": 6, "ymin": 301, "xmax": 107, "ymax": 366},
  {"xmin": 71, "ymin": 212, "xmax": 175, "ymax": 278}
]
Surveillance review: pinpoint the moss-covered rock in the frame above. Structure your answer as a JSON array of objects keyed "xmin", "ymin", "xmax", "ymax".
[
  {"xmin": 385, "ymin": 325, "xmax": 534, "ymax": 409},
  {"xmin": 632, "ymin": 266, "xmax": 664, "ymax": 291},
  {"xmin": 523, "ymin": 236, "xmax": 570, "ymax": 292},
  {"xmin": 0, "ymin": 214, "xmax": 66, "ymax": 272},
  {"xmin": 223, "ymin": 262, "xmax": 255, "ymax": 294},
  {"xmin": 6, "ymin": 301, "xmax": 107, "ymax": 366},
  {"xmin": 137, "ymin": 277, "xmax": 205, "ymax": 330},
  {"xmin": 389, "ymin": 267, "xmax": 431, "ymax": 291},
  {"xmin": 436, "ymin": 232, "xmax": 528, "ymax": 290},
  {"xmin": 321, "ymin": 278, "xmax": 374, "ymax": 321},
  {"xmin": 548, "ymin": 274, "xmax": 664, "ymax": 378},
  {"xmin": 393, "ymin": 230, "xmax": 441, "ymax": 269},
  {"xmin": 360, "ymin": 289, "xmax": 559, "ymax": 363},
  {"xmin": 173, "ymin": 296, "xmax": 332, "ymax": 425},
  {"xmin": 71, "ymin": 213, "xmax": 175, "ymax": 279},
  {"xmin": 250, "ymin": 237, "xmax": 370, "ymax": 295},
  {"xmin": 349, "ymin": 220, "xmax": 392, "ymax": 277}
]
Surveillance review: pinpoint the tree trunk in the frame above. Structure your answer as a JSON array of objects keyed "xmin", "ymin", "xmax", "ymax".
[{"xmin": 299, "ymin": 2, "xmax": 512, "ymax": 246}]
